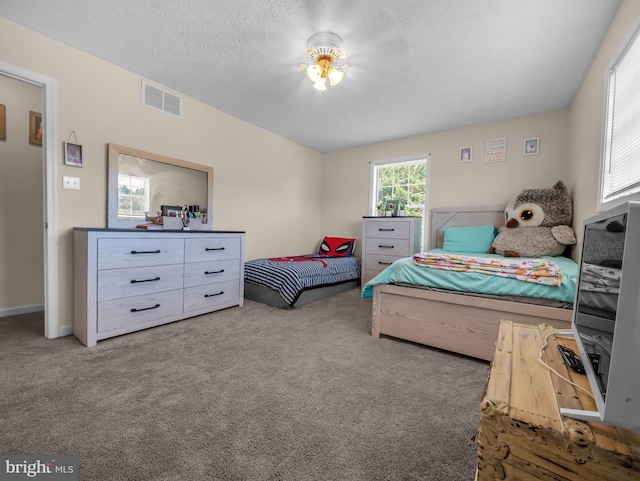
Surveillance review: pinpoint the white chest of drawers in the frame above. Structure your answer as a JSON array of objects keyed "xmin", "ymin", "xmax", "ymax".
[
  {"xmin": 74, "ymin": 228, "xmax": 245, "ymax": 346},
  {"xmin": 361, "ymin": 217, "xmax": 422, "ymax": 285}
]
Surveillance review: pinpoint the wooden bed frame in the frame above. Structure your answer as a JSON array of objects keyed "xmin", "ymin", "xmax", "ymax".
[{"xmin": 371, "ymin": 206, "xmax": 573, "ymax": 361}]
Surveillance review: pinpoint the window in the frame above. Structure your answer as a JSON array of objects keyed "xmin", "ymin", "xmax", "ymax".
[
  {"xmin": 370, "ymin": 156, "xmax": 429, "ymax": 246},
  {"xmin": 118, "ymin": 174, "xmax": 149, "ymax": 219},
  {"xmin": 600, "ymin": 21, "xmax": 640, "ymax": 210}
]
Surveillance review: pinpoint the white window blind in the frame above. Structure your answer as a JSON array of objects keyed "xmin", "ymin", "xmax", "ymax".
[{"xmin": 601, "ymin": 23, "xmax": 640, "ymax": 207}]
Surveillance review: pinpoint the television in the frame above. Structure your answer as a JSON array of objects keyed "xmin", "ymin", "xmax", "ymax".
[{"xmin": 560, "ymin": 201, "xmax": 640, "ymax": 432}]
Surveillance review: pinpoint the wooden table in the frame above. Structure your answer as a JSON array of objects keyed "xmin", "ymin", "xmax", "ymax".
[{"xmin": 477, "ymin": 320, "xmax": 640, "ymax": 480}]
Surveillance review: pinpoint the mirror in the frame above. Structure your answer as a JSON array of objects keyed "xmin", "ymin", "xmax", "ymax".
[{"xmin": 107, "ymin": 143, "xmax": 213, "ymax": 229}]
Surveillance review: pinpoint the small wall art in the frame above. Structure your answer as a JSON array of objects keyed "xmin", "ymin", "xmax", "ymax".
[
  {"xmin": 485, "ymin": 137, "xmax": 506, "ymax": 163},
  {"xmin": 64, "ymin": 141, "xmax": 83, "ymax": 167},
  {"xmin": 523, "ymin": 137, "xmax": 539, "ymax": 156},
  {"xmin": 459, "ymin": 146, "xmax": 472, "ymax": 163},
  {"xmin": 0, "ymin": 104, "xmax": 6, "ymax": 141},
  {"xmin": 29, "ymin": 110, "xmax": 42, "ymax": 146}
]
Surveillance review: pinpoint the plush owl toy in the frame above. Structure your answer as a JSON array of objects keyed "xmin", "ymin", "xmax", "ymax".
[{"xmin": 490, "ymin": 180, "xmax": 577, "ymax": 258}]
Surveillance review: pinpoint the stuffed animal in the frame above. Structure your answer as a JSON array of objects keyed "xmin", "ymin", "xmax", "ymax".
[{"xmin": 490, "ymin": 180, "xmax": 577, "ymax": 258}]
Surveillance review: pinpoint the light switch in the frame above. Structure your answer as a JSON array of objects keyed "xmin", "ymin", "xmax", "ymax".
[{"xmin": 63, "ymin": 176, "xmax": 81, "ymax": 190}]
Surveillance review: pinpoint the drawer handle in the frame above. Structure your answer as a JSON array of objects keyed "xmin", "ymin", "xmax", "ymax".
[
  {"xmin": 130, "ymin": 276, "xmax": 161, "ymax": 284},
  {"xmin": 378, "ymin": 228, "xmax": 395, "ymax": 232},
  {"xmin": 130, "ymin": 303, "xmax": 160, "ymax": 313},
  {"xmin": 378, "ymin": 245, "xmax": 395, "ymax": 249},
  {"xmin": 130, "ymin": 249, "xmax": 161, "ymax": 255},
  {"xmin": 204, "ymin": 291, "xmax": 224, "ymax": 298},
  {"xmin": 205, "ymin": 247, "xmax": 225, "ymax": 251},
  {"xmin": 378, "ymin": 261, "xmax": 393, "ymax": 266},
  {"xmin": 205, "ymin": 269, "xmax": 225, "ymax": 275}
]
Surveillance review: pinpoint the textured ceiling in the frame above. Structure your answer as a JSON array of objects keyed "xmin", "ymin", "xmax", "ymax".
[{"xmin": 0, "ymin": 0, "xmax": 621, "ymax": 152}]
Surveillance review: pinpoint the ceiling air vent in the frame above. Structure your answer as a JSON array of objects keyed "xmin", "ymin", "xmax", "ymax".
[{"xmin": 142, "ymin": 81, "xmax": 182, "ymax": 118}]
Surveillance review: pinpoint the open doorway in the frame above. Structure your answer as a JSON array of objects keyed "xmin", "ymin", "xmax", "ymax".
[{"xmin": 0, "ymin": 61, "xmax": 59, "ymax": 339}]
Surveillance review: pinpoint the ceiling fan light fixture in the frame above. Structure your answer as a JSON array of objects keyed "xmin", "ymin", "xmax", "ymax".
[
  {"xmin": 327, "ymin": 68, "xmax": 344, "ymax": 86},
  {"xmin": 313, "ymin": 79, "xmax": 328, "ymax": 92},
  {"xmin": 306, "ymin": 64, "xmax": 322, "ymax": 82},
  {"xmin": 301, "ymin": 32, "xmax": 347, "ymax": 93}
]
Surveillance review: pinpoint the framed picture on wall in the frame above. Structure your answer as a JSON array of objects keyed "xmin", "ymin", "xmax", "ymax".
[
  {"xmin": 29, "ymin": 110, "xmax": 42, "ymax": 146},
  {"xmin": 459, "ymin": 146, "xmax": 472, "ymax": 163},
  {"xmin": 523, "ymin": 137, "xmax": 539, "ymax": 156},
  {"xmin": 0, "ymin": 104, "xmax": 6, "ymax": 141},
  {"xmin": 485, "ymin": 137, "xmax": 506, "ymax": 163},
  {"xmin": 64, "ymin": 141, "xmax": 83, "ymax": 167}
]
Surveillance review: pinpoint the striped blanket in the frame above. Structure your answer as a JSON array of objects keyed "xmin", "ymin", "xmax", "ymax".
[
  {"xmin": 412, "ymin": 252, "xmax": 563, "ymax": 286},
  {"xmin": 244, "ymin": 255, "xmax": 361, "ymax": 305}
]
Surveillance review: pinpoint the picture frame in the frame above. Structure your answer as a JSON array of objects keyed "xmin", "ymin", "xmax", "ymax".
[
  {"xmin": 161, "ymin": 205, "xmax": 182, "ymax": 217},
  {"xmin": 64, "ymin": 141, "xmax": 83, "ymax": 167},
  {"xmin": 29, "ymin": 110, "xmax": 42, "ymax": 146},
  {"xmin": 485, "ymin": 137, "xmax": 506, "ymax": 163},
  {"xmin": 0, "ymin": 104, "xmax": 6, "ymax": 141},
  {"xmin": 459, "ymin": 146, "xmax": 472, "ymax": 163},
  {"xmin": 385, "ymin": 199, "xmax": 399, "ymax": 217},
  {"xmin": 523, "ymin": 137, "xmax": 539, "ymax": 156}
]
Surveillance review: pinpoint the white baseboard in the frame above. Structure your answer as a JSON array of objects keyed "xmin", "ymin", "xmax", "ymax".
[
  {"xmin": 0, "ymin": 304, "xmax": 45, "ymax": 318},
  {"xmin": 58, "ymin": 325, "xmax": 73, "ymax": 337},
  {"xmin": 0, "ymin": 305, "xmax": 73, "ymax": 339}
]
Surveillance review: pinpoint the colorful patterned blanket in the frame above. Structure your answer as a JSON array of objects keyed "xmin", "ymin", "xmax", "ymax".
[
  {"xmin": 580, "ymin": 263, "xmax": 621, "ymax": 293},
  {"xmin": 412, "ymin": 252, "xmax": 563, "ymax": 286}
]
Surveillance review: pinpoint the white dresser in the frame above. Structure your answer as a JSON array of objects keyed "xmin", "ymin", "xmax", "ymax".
[
  {"xmin": 361, "ymin": 217, "xmax": 422, "ymax": 285},
  {"xmin": 74, "ymin": 228, "xmax": 245, "ymax": 346}
]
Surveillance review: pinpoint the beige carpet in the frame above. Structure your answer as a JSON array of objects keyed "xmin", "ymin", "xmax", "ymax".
[{"xmin": 0, "ymin": 288, "xmax": 489, "ymax": 480}]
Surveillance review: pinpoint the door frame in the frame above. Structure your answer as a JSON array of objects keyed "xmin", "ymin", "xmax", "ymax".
[{"xmin": 0, "ymin": 61, "xmax": 59, "ymax": 339}]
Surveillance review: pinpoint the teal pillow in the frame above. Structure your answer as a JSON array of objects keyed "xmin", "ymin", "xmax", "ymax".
[{"xmin": 442, "ymin": 224, "xmax": 496, "ymax": 253}]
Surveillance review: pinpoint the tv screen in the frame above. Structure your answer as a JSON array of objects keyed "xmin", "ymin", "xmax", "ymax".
[
  {"xmin": 573, "ymin": 211, "xmax": 625, "ymax": 399},
  {"xmin": 562, "ymin": 200, "xmax": 640, "ymax": 432}
]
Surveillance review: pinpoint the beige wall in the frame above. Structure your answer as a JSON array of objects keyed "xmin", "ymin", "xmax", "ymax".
[
  {"xmin": 0, "ymin": 17, "xmax": 322, "ymax": 331},
  {"xmin": 321, "ymin": 109, "xmax": 570, "ymax": 255},
  {"xmin": 0, "ymin": 75, "xmax": 44, "ymax": 312},
  {"xmin": 568, "ymin": 0, "xmax": 640, "ymax": 249}
]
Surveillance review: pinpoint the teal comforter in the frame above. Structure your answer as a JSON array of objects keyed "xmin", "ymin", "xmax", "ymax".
[{"xmin": 361, "ymin": 249, "xmax": 577, "ymax": 304}]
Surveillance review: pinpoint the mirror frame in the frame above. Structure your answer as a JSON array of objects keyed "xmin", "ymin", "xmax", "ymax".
[{"xmin": 107, "ymin": 143, "xmax": 214, "ymax": 229}]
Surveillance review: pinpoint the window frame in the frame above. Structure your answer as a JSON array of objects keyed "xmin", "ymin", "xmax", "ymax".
[
  {"xmin": 369, "ymin": 154, "xmax": 430, "ymax": 248},
  {"xmin": 598, "ymin": 18, "xmax": 640, "ymax": 212}
]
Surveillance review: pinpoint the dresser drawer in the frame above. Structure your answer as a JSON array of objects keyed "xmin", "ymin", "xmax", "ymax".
[
  {"xmin": 363, "ymin": 254, "xmax": 405, "ymax": 285},
  {"xmin": 185, "ymin": 237, "xmax": 241, "ymax": 263},
  {"xmin": 97, "ymin": 264, "xmax": 184, "ymax": 301},
  {"xmin": 364, "ymin": 220, "xmax": 411, "ymax": 239},
  {"xmin": 98, "ymin": 289, "xmax": 183, "ymax": 333},
  {"xmin": 364, "ymin": 254, "xmax": 401, "ymax": 272},
  {"xmin": 98, "ymin": 238, "xmax": 184, "ymax": 270},
  {"xmin": 183, "ymin": 259, "xmax": 241, "ymax": 288},
  {"xmin": 184, "ymin": 279, "xmax": 241, "ymax": 314},
  {"xmin": 365, "ymin": 238, "xmax": 411, "ymax": 256}
]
